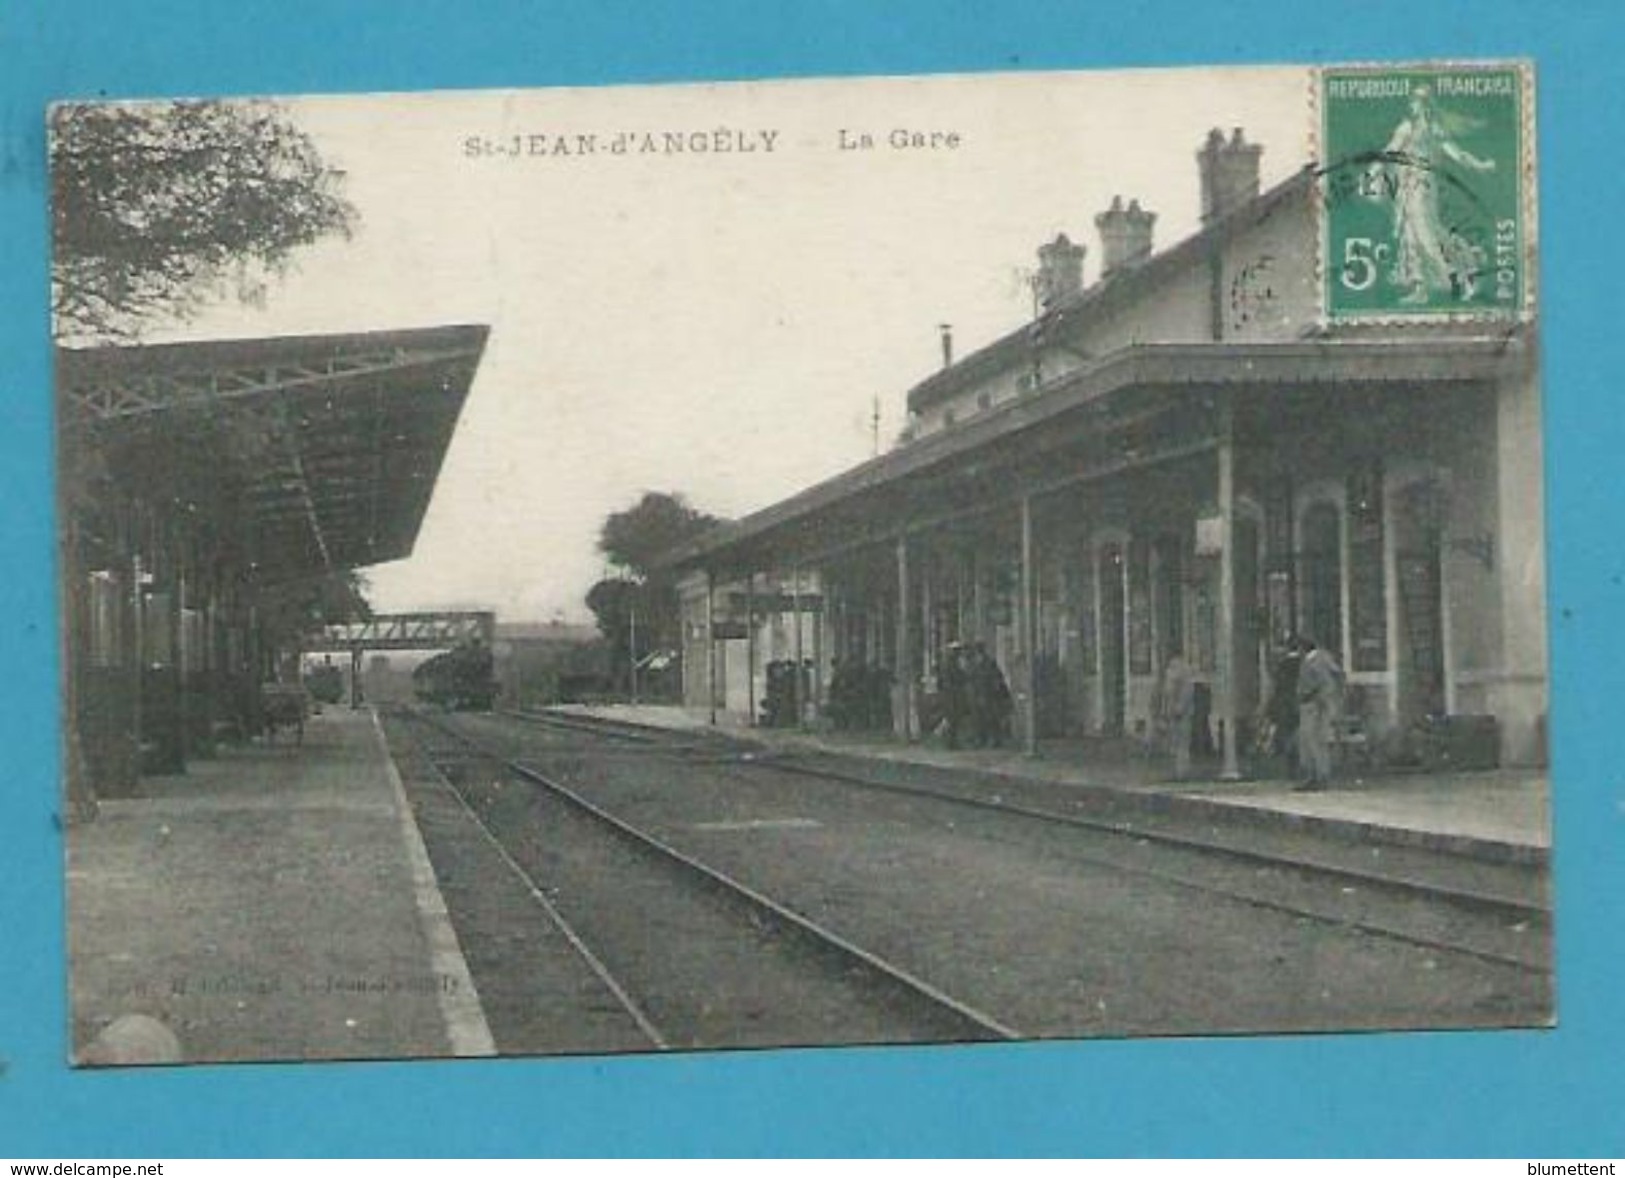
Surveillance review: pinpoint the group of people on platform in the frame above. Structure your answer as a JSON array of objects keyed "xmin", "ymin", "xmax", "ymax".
[
  {"xmin": 1155, "ymin": 633, "xmax": 1344, "ymax": 788},
  {"xmin": 825, "ymin": 658, "xmax": 896, "ymax": 732},
  {"xmin": 818, "ymin": 646, "xmax": 1017, "ymax": 747},
  {"xmin": 815, "ymin": 632, "xmax": 1347, "ymax": 787},
  {"xmin": 927, "ymin": 641, "xmax": 1014, "ymax": 750},
  {"xmin": 759, "ymin": 658, "xmax": 816, "ymax": 728},
  {"xmin": 1266, "ymin": 634, "xmax": 1347, "ymax": 791}
]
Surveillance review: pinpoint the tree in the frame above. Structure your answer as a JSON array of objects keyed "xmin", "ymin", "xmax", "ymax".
[
  {"xmin": 586, "ymin": 492, "xmax": 722, "ymax": 696},
  {"xmin": 584, "ymin": 576, "xmax": 648, "ymax": 695},
  {"xmin": 599, "ymin": 491, "xmax": 720, "ymax": 578},
  {"xmin": 50, "ymin": 98, "xmax": 357, "ymax": 340}
]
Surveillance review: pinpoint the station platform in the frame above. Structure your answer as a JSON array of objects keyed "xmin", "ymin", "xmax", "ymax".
[
  {"xmin": 553, "ymin": 704, "xmax": 1552, "ymax": 864},
  {"xmin": 63, "ymin": 700, "xmax": 1547, "ymax": 1064},
  {"xmin": 66, "ymin": 706, "xmax": 493, "ymax": 1066}
]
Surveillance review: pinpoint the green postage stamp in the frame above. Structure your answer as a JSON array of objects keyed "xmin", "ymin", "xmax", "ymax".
[{"xmin": 1319, "ymin": 63, "xmax": 1532, "ymax": 321}]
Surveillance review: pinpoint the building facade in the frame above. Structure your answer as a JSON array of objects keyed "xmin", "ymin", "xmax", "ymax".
[{"xmin": 669, "ymin": 128, "xmax": 1545, "ymax": 771}]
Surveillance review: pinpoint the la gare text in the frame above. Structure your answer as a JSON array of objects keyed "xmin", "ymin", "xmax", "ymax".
[
  {"xmin": 462, "ymin": 126, "xmax": 963, "ymax": 160},
  {"xmin": 838, "ymin": 127, "xmax": 962, "ymax": 151}
]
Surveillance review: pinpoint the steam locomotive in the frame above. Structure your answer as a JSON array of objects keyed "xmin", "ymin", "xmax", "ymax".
[{"xmin": 412, "ymin": 641, "xmax": 496, "ymax": 711}]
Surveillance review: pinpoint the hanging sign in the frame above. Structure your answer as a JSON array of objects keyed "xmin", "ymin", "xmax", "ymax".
[{"xmin": 1195, "ymin": 515, "xmax": 1224, "ymax": 556}]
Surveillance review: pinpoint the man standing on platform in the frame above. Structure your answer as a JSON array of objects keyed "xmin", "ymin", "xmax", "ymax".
[
  {"xmin": 1156, "ymin": 650, "xmax": 1196, "ymax": 781},
  {"xmin": 1263, "ymin": 636, "xmax": 1303, "ymax": 775},
  {"xmin": 1296, "ymin": 636, "xmax": 1345, "ymax": 790}
]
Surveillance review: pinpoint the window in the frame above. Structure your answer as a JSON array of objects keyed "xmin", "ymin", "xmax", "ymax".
[
  {"xmin": 142, "ymin": 591, "xmax": 173, "ymax": 667},
  {"xmin": 1127, "ymin": 537, "xmax": 1152, "ymax": 675},
  {"xmin": 1299, "ymin": 502, "xmax": 1343, "ymax": 659},
  {"xmin": 181, "ymin": 608, "xmax": 207, "ymax": 674},
  {"xmin": 1154, "ymin": 534, "xmax": 1185, "ymax": 662},
  {"xmin": 1347, "ymin": 467, "xmax": 1387, "ymax": 671}
]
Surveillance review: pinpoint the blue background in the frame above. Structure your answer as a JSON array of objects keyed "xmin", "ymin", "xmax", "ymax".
[{"xmin": 3, "ymin": 0, "xmax": 1621, "ymax": 1158}]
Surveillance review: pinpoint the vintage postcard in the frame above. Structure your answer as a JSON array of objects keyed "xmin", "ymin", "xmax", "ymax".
[{"xmin": 53, "ymin": 62, "xmax": 1548, "ymax": 1066}]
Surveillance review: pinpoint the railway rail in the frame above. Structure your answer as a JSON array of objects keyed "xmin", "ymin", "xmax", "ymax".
[
  {"xmin": 392, "ymin": 706, "xmax": 1023, "ymax": 1050},
  {"xmin": 493, "ymin": 706, "xmax": 1552, "ymax": 977},
  {"xmin": 393, "ymin": 725, "xmax": 670, "ymax": 1050}
]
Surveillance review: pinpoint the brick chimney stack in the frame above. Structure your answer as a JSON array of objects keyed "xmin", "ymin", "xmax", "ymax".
[
  {"xmin": 1197, "ymin": 127, "xmax": 1263, "ymax": 222},
  {"xmin": 1095, "ymin": 195, "xmax": 1156, "ymax": 277},
  {"xmin": 1035, "ymin": 233, "xmax": 1087, "ymax": 310}
]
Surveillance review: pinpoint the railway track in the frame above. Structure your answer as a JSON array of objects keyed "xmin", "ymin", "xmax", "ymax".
[
  {"xmin": 389, "ymin": 725, "xmax": 670, "ymax": 1051},
  {"xmin": 391, "ymin": 706, "xmax": 1023, "ymax": 1051},
  {"xmin": 497, "ymin": 706, "xmax": 663, "ymax": 744},
  {"xmin": 493, "ymin": 707, "xmax": 1552, "ymax": 977}
]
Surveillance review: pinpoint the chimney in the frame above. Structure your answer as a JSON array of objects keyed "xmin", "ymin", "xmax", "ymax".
[
  {"xmin": 1094, "ymin": 195, "xmax": 1157, "ymax": 277},
  {"xmin": 1197, "ymin": 126, "xmax": 1263, "ymax": 222},
  {"xmin": 1035, "ymin": 233, "xmax": 1086, "ymax": 310},
  {"xmin": 939, "ymin": 323, "xmax": 954, "ymax": 368}
]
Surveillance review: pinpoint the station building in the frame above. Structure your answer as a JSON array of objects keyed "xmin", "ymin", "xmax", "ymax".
[
  {"xmin": 665, "ymin": 129, "xmax": 1546, "ymax": 772},
  {"xmin": 57, "ymin": 324, "xmax": 489, "ymax": 809}
]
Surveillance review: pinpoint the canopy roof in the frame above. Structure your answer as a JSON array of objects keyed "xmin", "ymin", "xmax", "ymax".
[
  {"xmin": 58, "ymin": 324, "xmax": 489, "ymax": 580},
  {"xmin": 658, "ymin": 334, "xmax": 1530, "ymax": 576}
]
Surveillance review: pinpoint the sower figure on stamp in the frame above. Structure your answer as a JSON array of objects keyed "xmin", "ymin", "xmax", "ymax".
[
  {"xmin": 1295, "ymin": 636, "xmax": 1345, "ymax": 790},
  {"xmin": 1155, "ymin": 650, "xmax": 1196, "ymax": 781},
  {"xmin": 1375, "ymin": 86, "xmax": 1497, "ymax": 305}
]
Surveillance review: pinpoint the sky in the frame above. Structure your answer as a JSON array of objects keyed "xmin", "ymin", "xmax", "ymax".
[{"xmin": 139, "ymin": 66, "xmax": 1309, "ymax": 623}]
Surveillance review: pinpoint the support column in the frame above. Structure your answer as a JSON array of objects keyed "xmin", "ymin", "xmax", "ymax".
[
  {"xmin": 628, "ymin": 597, "xmax": 639, "ymax": 705},
  {"xmin": 894, "ymin": 533, "xmax": 913, "ymax": 740},
  {"xmin": 791, "ymin": 566, "xmax": 806, "ymax": 728},
  {"xmin": 919, "ymin": 557, "xmax": 930, "ymax": 673},
  {"xmin": 1285, "ymin": 470, "xmax": 1299, "ymax": 639},
  {"xmin": 1021, "ymin": 494, "xmax": 1039, "ymax": 757},
  {"xmin": 198, "ymin": 557, "xmax": 219, "ymax": 757},
  {"xmin": 705, "ymin": 569, "xmax": 718, "ymax": 726},
  {"xmin": 1218, "ymin": 398, "xmax": 1242, "ymax": 780},
  {"xmin": 61, "ymin": 511, "xmax": 95, "ymax": 816},
  {"xmin": 131, "ymin": 551, "xmax": 145, "ymax": 773},
  {"xmin": 147, "ymin": 516, "xmax": 185, "ymax": 775},
  {"xmin": 745, "ymin": 573, "xmax": 757, "ymax": 727},
  {"xmin": 971, "ymin": 548, "xmax": 986, "ymax": 639},
  {"xmin": 957, "ymin": 553, "xmax": 971, "ymax": 643},
  {"xmin": 176, "ymin": 551, "xmax": 189, "ymax": 755},
  {"xmin": 811, "ymin": 572, "xmax": 825, "ymax": 724},
  {"xmin": 244, "ymin": 601, "xmax": 261, "ymax": 738},
  {"xmin": 177, "ymin": 532, "xmax": 210, "ymax": 759}
]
